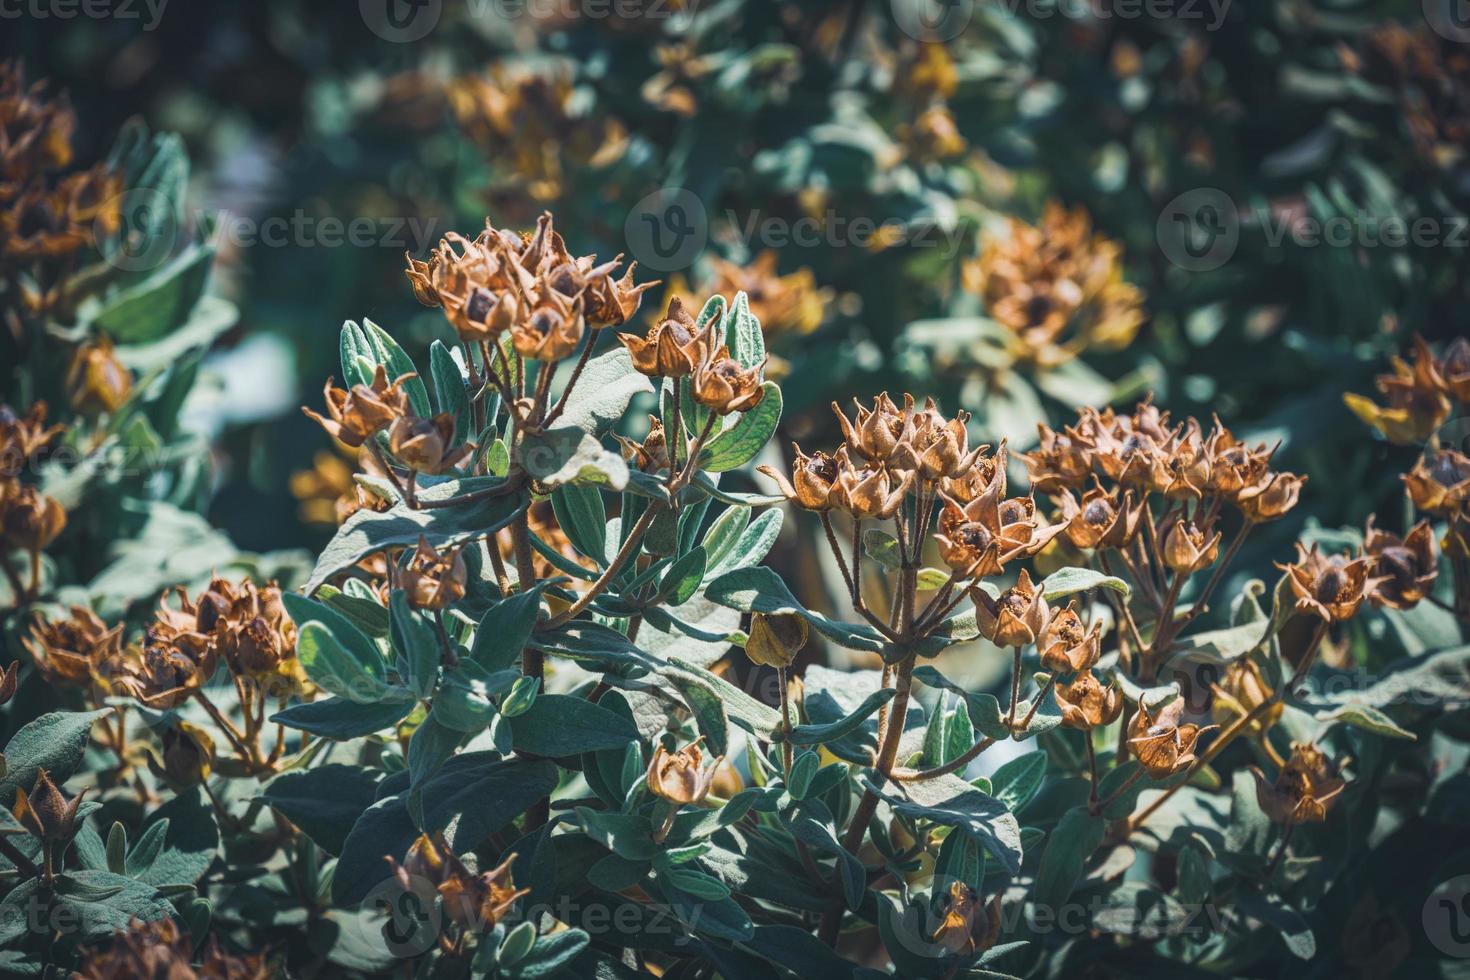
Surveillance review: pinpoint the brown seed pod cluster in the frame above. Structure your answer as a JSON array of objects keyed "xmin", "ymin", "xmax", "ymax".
[
  {"xmin": 619, "ymin": 296, "xmax": 768, "ymax": 415},
  {"xmin": 73, "ymin": 917, "xmax": 274, "ymax": 980},
  {"xmin": 0, "ymin": 60, "xmax": 122, "ymax": 280},
  {"xmin": 388, "ymin": 833, "xmax": 529, "ymax": 934},
  {"xmin": 1343, "ymin": 335, "xmax": 1466, "ymax": 444},
  {"xmin": 964, "ymin": 202, "xmax": 1145, "ymax": 368}
]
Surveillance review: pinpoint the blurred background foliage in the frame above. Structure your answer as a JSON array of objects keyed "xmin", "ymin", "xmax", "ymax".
[{"xmin": 5, "ymin": 0, "xmax": 1466, "ymax": 618}]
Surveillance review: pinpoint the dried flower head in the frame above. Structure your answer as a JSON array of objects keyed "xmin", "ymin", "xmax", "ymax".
[
  {"xmin": 23, "ymin": 605, "xmax": 125, "ymax": 689},
  {"xmin": 1363, "ymin": 517, "xmax": 1438, "ymax": 609},
  {"xmin": 648, "ymin": 737, "xmax": 721, "ymax": 806},
  {"xmin": 0, "ymin": 401, "xmax": 64, "ymax": 477},
  {"xmin": 930, "ymin": 882, "xmax": 1002, "ymax": 955},
  {"xmin": 1441, "ymin": 337, "xmax": 1470, "ymax": 402},
  {"xmin": 401, "ymin": 537, "xmax": 468, "ymax": 611},
  {"xmin": 1343, "ymin": 336, "xmax": 1451, "ymax": 445},
  {"xmin": 1055, "ymin": 668, "xmax": 1123, "ymax": 730},
  {"xmin": 692, "ymin": 346, "xmax": 767, "ymax": 415},
  {"xmin": 1037, "ymin": 602, "xmax": 1101, "ymax": 674},
  {"xmin": 74, "ymin": 917, "xmax": 274, "ymax": 980},
  {"xmin": 148, "ymin": 720, "xmax": 215, "ymax": 788},
  {"xmin": 973, "ymin": 570, "xmax": 1049, "ymax": 648},
  {"xmin": 1278, "ymin": 542, "xmax": 1372, "ymax": 623},
  {"xmin": 387, "ymin": 413, "xmax": 474, "ymax": 475},
  {"xmin": 1, "ymin": 482, "xmax": 66, "ymax": 551},
  {"xmin": 387, "ymin": 833, "xmax": 530, "ymax": 932},
  {"xmin": 965, "ymin": 202, "xmax": 1145, "ymax": 367},
  {"xmin": 835, "ymin": 456, "xmax": 914, "ymax": 519},
  {"xmin": 1210, "ymin": 657, "xmax": 1281, "ymax": 735},
  {"xmin": 1058, "ymin": 482, "xmax": 1143, "ymax": 550},
  {"xmin": 1236, "ymin": 471, "xmax": 1307, "ymax": 523},
  {"xmin": 619, "ymin": 296, "xmax": 711, "ymax": 378},
  {"xmin": 1024, "ymin": 422, "xmax": 1094, "ymax": 493},
  {"xmin": 1251, "ymin": 742, "xmax": 1347, "ymax": 824},
  {"xmin": 1403, "ymin": 449, "xmax": 1470, "ymax": 516},
  {"xmin": 1160, "ymin": 517, "xmax": 1221, "ymax": 574},
  {"xmin": 1127, "ymin": 698, "xmax": 1212, "ymax": 779},
  {"xmin": 617, "ymin": 415, "xmax": 671, "ymax": 474},
  {"xmin": 745, "ymin": 612, "xmax": 808, "ymax": 669},
  {"xmin": 65, "ymin": 337, "xmax": 132, "ymax": 416},
  {"xmin": 694, "ymin": 252, "xmax": 828, "ymax": 337},
  {"xmin": 13, "ymin": 767, "xmax": 83, "ymax": 842},
  {"xmin": 302, "ymin": 365, "xmax": 413, "ymax": 449},
  {"xmin": 759, "ymin": 443, "xmax": 842, "ymax": 512}
]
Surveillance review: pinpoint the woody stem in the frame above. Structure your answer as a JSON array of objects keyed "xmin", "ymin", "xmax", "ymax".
[
  {"xmin": 778, "ymin": 667, "xmax": 794, "ymax": 777},
  {"xmin": 1086, "ymin": 737, "xmax": 1100, "ymax": 807},
  {"xmin": 1264, "ymin": 821, "xmax": 1296, "ymax": 877},
  {"xmin": 892, "ymin": 736, "xmax": 995, "ymax": 782},
  {"xmin": 1177, "ymin": 519, "xmax": 1255, "ymax": 630},
  {"xmin": 1006, "ymin": 646, "xmax": 1023, "ymax": 726},
  {"xmin": 1016, "ymin": 674, "xmax": 1058, "ymax": 733},
  {"xmin": 1093, "ymin": 768, "xmax": 1145, "ymax": 815},
  {"xmin": 510, "ymin": 510, "xmax": 549, "ymax": 833},
  {"xmin": 542, "ymin": 331, "xmax": 599, "ymax": 430}
]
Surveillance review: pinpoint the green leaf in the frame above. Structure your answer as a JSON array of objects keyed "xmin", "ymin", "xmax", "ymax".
[
  {"xmin": 1236, "ymin": 892, "xmax": 1317, "ymax": 959},
  {"xmin": 332, "ymin": 795, "xmax": 419, "ymax": 906},
  {"xmin": 1098, "ymin": 761, "xmax": 1148, "ymax": 819},
  {"xmin": 1032, "ymin": 806, "xmax": 1106, "ymax": 912},
  {"xmin": 785, "ymin": 689, "xmax": 896, "ymax": 745},
  {"xmin": 863, "ymin": 529, "xmax": 902, "ymax": 568},
  {"xmin": 662, "ymin": 867, "xmax": 731, "ymax": 901},
  {"xmin": 419, "ymin": 755, "xmax": 559, "ymax": 851},
  {"xmin": 1039, "ymin": 567, "xmax": 1130, "ymax": 602},
  {"xmin": 1313, "ymin": 703, "xmax": 1416, "ymax": 739},
  {"xmin": 513, "ymin": 928, "xmax": 590, "ymax": 979},
  {"xmin": 551, "ymin": 485, "xmax": 608, "ymax": 566},
  {"xmin": 315, "ymin": 584, "xmax": 390, "ymax": 639},
  {"xmin": 576, "ymin": 808, "xmax": 656, "ymax": 860},
  {"xmin": 786, "ymin": 751, "xmax": 820, "ymax": 799},
  {"xmin": 555, "ymin": 347, "xmax": 655, "ymax": 434},
  {"xmin": 700, "ymin": 503, "xmax": 750, "ymax": 573},
  {"xmin": 658, "ymin": 546, "xmax": 707, "ymax": 606},
  {"xmin": 271, "ymin": 696, "xmax": 414, "ymax": 740},
  {"xmin": 0, "ymin": 709, "xmax": 110, "ymax": 803},
  {"xmin": 94, "ymin": 244, "xmax": 214, "ymax": 343},
  {"xmin": 305, "ymin": 477, "xmax": 525, "ymax": 592},
  {"xmin": 872, "ymin": 775, "xmax": 1025, "ymax": 875},
  {"xmin": 706, "ymin": 566, "xmax": 884, "ymax": 654},
  {"xmin": 429, "ymin": 340, "xmax": 470, "ymax": 444},
  {"xmin": 296, "ymin": 621, "xmax": 390, "ymax": 703},
  {"xmin": 588, "ymin": 854, "xmax": 650, "ymax": 892},
  {"xmin": 914, "ymin": 666, "xmax": 1010, "ymax": 740},
  {"xmin": 990, "ymin": 752, "xmax": 1048, "ymax": 813},
  {"xmin": 0, "ymin": 871, "xmax": 172, "ymax": 943},
  {"xmin": 706, "ymin": 508, "xmax": 782, "ymax": 579},
  {"xmin": 1169, "ymin": 620, "xmax": 1272, "ymax": 665},
  {"xmin": 469, "ymin": 587, "xmax": 544, "ymax": 672},
  {"xmin": 699, "ymin": 383, "xmax": 782, "ymax": 473},
  {"xmin": 501, "ymin": 676, "xmax": 540, "ymax": 718},
  {"xmin": 725, "ymin": 291, "xmax": 766, "ymax": 369},
  {"xmin": 433, "ymin": 663, "xmax": 519, "ymax": 731},
  {"xmin": 259, "ymin": 765, "xmax": 381, "ymax": 856},
  {"xmin": 662, "ymin": 657, "xmax": 783, "ymax": 741},
  {"xmin": 391, "ymin": 591, "xmax": 440, "ymax": 700},
  {"xmin": 521, "ymin": 427, "xmax": 629, "ymax": 490},
  {"xmin": 499, "ymin": 921, "xmax": 537, "ymax": 967},
  {"xmin": 359, "ymin": 318, "xmax": 431, "ymax": 417},
  {"xmin": 509, "ymin": 695, "xmax": 640, "ymax": 756},
  {"xmin": 690, "ymin": 472, "xmax": 785, "ymax": 507}
]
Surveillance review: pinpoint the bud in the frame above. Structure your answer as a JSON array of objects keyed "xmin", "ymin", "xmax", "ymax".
[
  {"xmin": 647, "ymin": 737, "xmax": 720, "ymax": 806},
  {"xmin": 745, "ymin": 612, "xmax": 807, "ymax": 669},
  {"xmin": 65, "ymin": 338, "xmax": 132, "ymax": 416},
  {"xmin": 13, "ymin": 768, "xmax": 83, "ymax": 842},
  {"xmin": 149, "ymin": 721, "xmax": 215, "ymax": 788}
]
